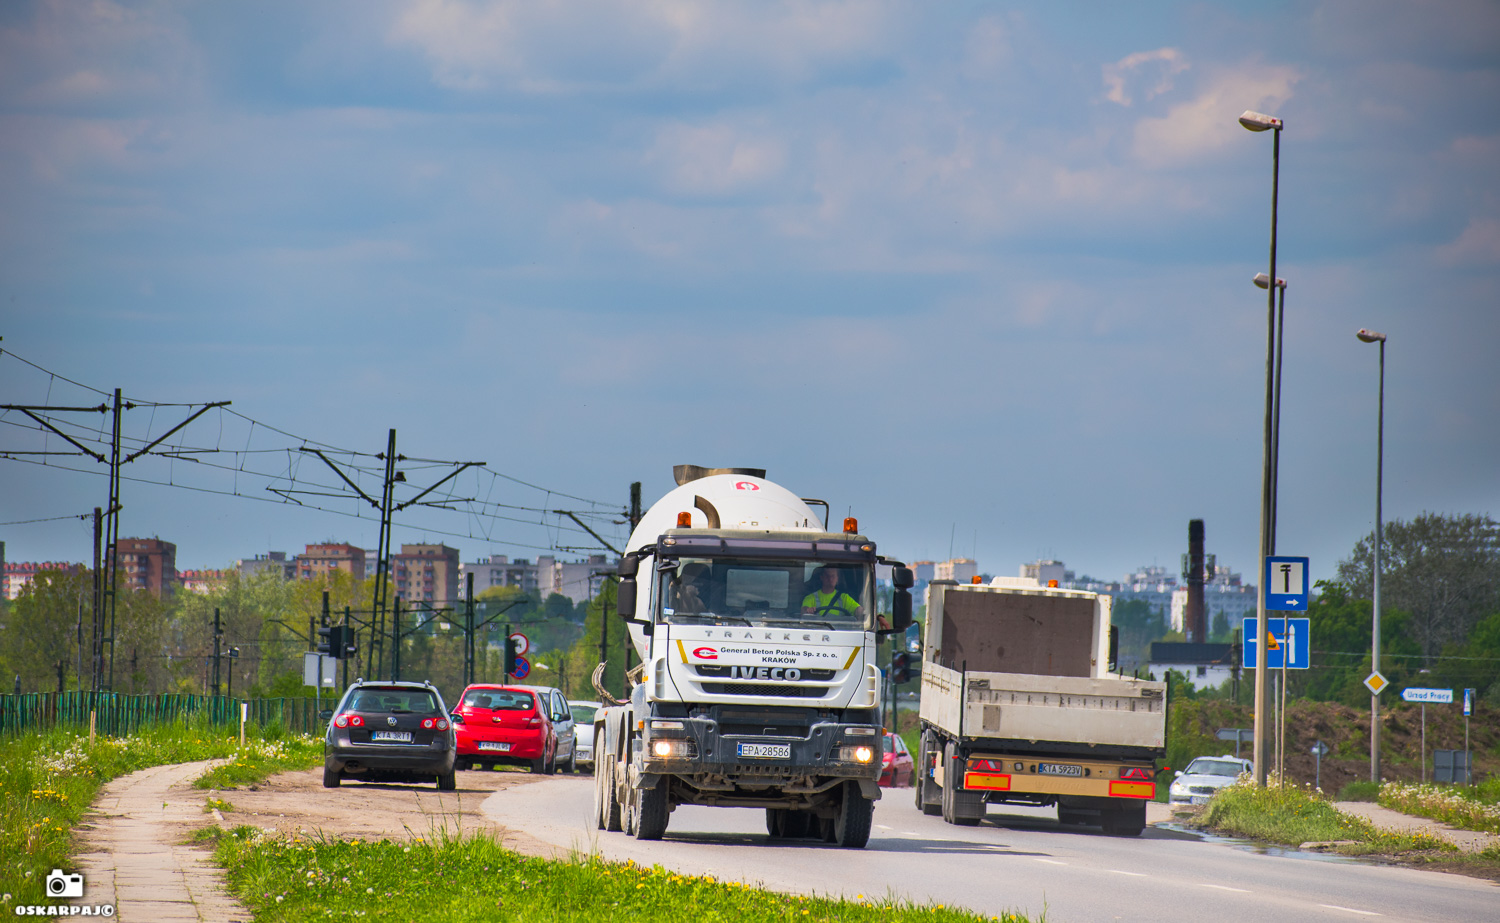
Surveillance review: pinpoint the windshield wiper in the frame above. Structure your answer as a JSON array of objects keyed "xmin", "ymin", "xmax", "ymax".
[{"xmin": 761, "ymin": 618, "xmax": 835, "ymax": 629}]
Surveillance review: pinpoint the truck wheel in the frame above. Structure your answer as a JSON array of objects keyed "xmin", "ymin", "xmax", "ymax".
[
  {"xmin": 633, "ymin": 779, "xmax": 670, "ymax": 840},
  {"xmin": 916, "ymin": 730, "xmax": 942, "ymax": 816},
  {"xmin": 833, "ymin": 781, "xmax": 873, "ymax": 848},
  {"xmin": 595, "ymin": 757, "xmax": 623, "ymax": 832},
  {"xmin": 941, "ymin": 742, "xmax": 984, "ymax": 826},
  {"xmin": 1101, "ymin": 802, "xmax": 1146, "ymax": 837},
  {"xmin": 322, "ymin": 767, "xmax": 341, "ymax": 789},
  {"xmin": 766, "ymin": 808, "xmax": 786, "ymax": 838},
  {"xmin": 784, "ymin": 810, "xmax": 812, "ymax": 838}
]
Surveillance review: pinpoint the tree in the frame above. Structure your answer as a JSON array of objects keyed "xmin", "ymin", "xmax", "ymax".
[
  {"xmin": 1336, "ymin": 512, "xmax": 1500, "ymax": 666},
  {"xmin": 0, "ymin": 568, "xmax": 90, "ymax": 693},
  {"xmin": 1112, "ymin": 598, "xmax": 1167, "ymax": 667}
]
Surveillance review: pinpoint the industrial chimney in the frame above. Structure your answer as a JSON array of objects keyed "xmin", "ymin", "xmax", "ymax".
[{"xmin": 1182, "ymin": 519, "xmax": 1207, "ymax": 643}]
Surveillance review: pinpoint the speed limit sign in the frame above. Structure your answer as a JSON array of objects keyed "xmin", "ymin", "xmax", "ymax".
[{"xmin": 508, "ymin": 632, "xmax": 530, "ymax": 656}]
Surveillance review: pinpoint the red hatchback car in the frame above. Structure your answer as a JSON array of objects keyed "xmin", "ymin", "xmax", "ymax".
[
  {"xmin": 452, "ymin": 685, "xmax": 557, "ymax": 774},
  {"xmin": 880, "ymin": 732, "xmax": 914, "ymax": 787}
]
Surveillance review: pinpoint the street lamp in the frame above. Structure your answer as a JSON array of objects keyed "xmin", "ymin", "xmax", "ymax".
[
  {"xmin": 1241, "ymin": 108, "xmax": 1284, "ymax": 788},
  {"xmin": 1254, "ymin": 273, "xmax": 1289, "ymax": 550},
  {"xmin": 1358, "ymin": 327, "xmax": 1387, "ymax": 783}
]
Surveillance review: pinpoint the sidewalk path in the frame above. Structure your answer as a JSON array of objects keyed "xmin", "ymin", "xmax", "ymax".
[
  {"xmin": 1335, "ymin": 800, "xmax": 1500, "ymax": 853},
  {"xmin": 75, "ymin": 760, "xmax": 249, "ymax": 923}
]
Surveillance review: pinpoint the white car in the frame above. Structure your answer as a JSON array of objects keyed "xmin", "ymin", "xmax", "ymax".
[
  {"xmin": 1169, "ymin": 755, "xmax": 1253, "ymax": 805},
  {"xmin": 568, "ymin": 700, "xmax": 601, "ymax": 770}
]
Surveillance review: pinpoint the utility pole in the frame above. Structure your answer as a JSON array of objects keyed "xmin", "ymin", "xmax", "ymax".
[
  {"xmin": 297, "ymin": 429, "xmax": 483, "ymax": 680},
  {"xmin": 629, "ymin": 481, "xmax": 642, "ymax": 530},
  {"xmin": 212, "ymin": 607, "xmax": 222, "ymax": 696},
  {"xmin": 1, "ymin": 392, "xmax": 228, "ymax": 691},
  {"xmin": 465, "ymin": 573, "xmax": 475, "ymax": 687}
]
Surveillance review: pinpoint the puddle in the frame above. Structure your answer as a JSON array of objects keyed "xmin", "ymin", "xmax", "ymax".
[{"xmin": 1156, "ymin": 822, "xmax": 1364, "ymax": 866}]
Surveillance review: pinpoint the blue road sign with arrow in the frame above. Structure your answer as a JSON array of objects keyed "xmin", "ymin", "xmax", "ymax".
[
  {"xmin": 1242, "ymin": 617, "xmax": 1311, "ymax": 669},
  {"xmin": 1265, "ymin": 556, "xmax": 1310, "ymax": 610}
]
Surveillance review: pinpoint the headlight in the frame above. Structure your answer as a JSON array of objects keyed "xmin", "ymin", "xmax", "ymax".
[
  {"xmin": 838, "ymin": 746, "xmax": 876, "ymax": 763},
  {"xmin": 1169, "ymin": 781, "xmax": 1187, "ymax": 795},
  {"xmin": 650, "ymin": 739, "xmax": 694, "ymax": 759}
]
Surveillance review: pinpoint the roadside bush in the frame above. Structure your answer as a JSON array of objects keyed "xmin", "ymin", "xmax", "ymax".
[
  {"xmin": 1337, "ymin": 781, "xmax": 1380, "ymax": 802},
  {"xmin": 1379, "ymin": 782, "xmax": 1500, "ymax": 834}
]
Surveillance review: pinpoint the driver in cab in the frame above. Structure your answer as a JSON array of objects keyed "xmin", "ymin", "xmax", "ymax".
[{"xmin": 802, "ymin": 566, "xmax": 862, "ymax": 619}]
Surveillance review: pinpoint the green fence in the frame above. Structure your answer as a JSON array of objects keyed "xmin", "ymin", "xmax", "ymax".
[{"xmin": 0, "ymin": 691, "xmax": 326, "ymax": 738}]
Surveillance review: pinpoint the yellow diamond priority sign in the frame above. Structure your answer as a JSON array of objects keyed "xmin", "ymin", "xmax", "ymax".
[{"xmin": 1364, "ymin": 671, "xmax": 1389, "ymax": 695}]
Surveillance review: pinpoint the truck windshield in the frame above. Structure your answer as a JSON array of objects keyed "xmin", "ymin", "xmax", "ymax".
[{"xmin": 657, "ymin": 557, "xmax": 875, "ymax": 630}]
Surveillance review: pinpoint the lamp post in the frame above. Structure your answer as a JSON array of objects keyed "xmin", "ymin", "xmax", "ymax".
[
  {"xmin": 1254, "ymin": 273, "xmax": 1288, "ymax": 550},
  {"xmin": 1358, "ymin": 327, "xmax": 1387, "ymax": 783},
  {"xmin": 1240, "ymin": 108, "xmax": 1283, "ymax": 787}
]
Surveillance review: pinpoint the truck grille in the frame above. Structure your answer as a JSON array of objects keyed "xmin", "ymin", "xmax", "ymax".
[
  {"xmin": 695, "ymin": 666, "xmax": 836, "ymax": 681},
  {"xmin": 700, "ymin": 683, "xmax": 830, "ymax": 698}
]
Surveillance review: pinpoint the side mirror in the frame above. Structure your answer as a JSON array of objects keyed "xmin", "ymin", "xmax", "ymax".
[
  {"xmin": 1108, "ymin": 625, "xmax": 1119, "ymax": 671},
  {"xmin": 880, "ymin": 589, "xmax": 913, "ymax": 635},
  {"xmin": 450, "ymin": 712, "xmax": 464, "ymax": 724},
  {"xmin": 617, "ymin": 577, "xmax": 637, "ymax": 618},
  {"xmin": 1174, "ymin": 771, "xmax": 1182, "ymax": 779},
  {"xmin": 892, "ymin": 566, "xmax": 914, "ymax": 590},
  {"xmin": 617, "ymin": 555, "xmax": 639, "ymax": 579}
]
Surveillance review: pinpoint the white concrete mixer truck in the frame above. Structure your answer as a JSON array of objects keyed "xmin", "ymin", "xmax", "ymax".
[{"xmin": 592, "ymin": 466, "xmax": 914, "ymax": 848}]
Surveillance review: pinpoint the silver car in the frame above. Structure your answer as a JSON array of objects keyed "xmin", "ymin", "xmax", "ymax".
[
  {"xmin": 1168, "ymin": 755, "xmax": 1253, "ymax": 805},
  {"xmin": 567, "ymin": 700, "xmax": 601, "ymax": 770}
]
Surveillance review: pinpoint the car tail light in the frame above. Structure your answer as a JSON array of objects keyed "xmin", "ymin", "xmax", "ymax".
[
  {"xmin": 335, "ymin": 714, "xmax": 364, "ymax": 728},
  {"xmin": 350, "ymin": 715, "xmax": 364, "ymax": 727},
  {"xmin": 527, "ymin": 717, "xmax": 543, "ymax": 728},
  {"xmin": 436, "ymin": 718, "xmax": 449, "ymax": 731}
]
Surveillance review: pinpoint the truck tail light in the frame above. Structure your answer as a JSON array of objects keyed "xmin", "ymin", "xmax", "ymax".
[{"xmin": 1120, "ymin": 766, "xmax": 1153, "ymax": 781}]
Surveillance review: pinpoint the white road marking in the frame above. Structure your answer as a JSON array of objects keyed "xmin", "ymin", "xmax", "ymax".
[
  {"xmin": 1032, "ymin": 858, "xmax": 1068, "ymax": 866},
  {"xmin": 1318, "ymin": 904, "xmax": 1381, "ymax": 916},
  {"xmin": 1200, "ymin": 884, "xmax": 1250, "ymax": 893},
  {"xmin": 1107, "ymin": 870, "xmax": 1146, "ymax": 877},
  {"xmin": 875, "ymin": 824, "xmax": 892, "ymax": 830}
]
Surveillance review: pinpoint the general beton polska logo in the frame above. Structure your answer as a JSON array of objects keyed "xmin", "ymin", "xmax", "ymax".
[{"xmin": 13, "ymin": 869, "xmax": 115, "ymax": 916}]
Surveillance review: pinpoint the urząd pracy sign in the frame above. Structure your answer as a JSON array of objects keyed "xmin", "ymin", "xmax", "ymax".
[{"xmin": 1401, "ymin": 687, "xmax": 1454, "ymax": 704}]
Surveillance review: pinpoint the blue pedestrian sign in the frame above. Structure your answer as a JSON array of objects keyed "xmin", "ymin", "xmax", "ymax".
[
  {"xmin": 1464, "ymin": 688, "xmax": 1475, "ymax": 717},
  {"xmin": 1242, "ymin": 617, "xmax": 1311, "ymax": 669},
  {"xmin": 1265, "ymin": 556, "xmax": 1310, "ymax": 610}
]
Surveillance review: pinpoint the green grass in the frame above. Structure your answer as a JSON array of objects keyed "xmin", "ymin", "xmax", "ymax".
[
  {"xmin": 0, "ymin": 717, "xmax": 320, "ymax": 905},
  {"xmin": 1336, "ymin": 780, "xmax": 1381, "ymax": 802},
  {"xmin": 1200, "ymin": 779, "xmax": 1455, "ymax": 853},
  {"xmin": 1377, "ymin": 780, "xmax": 1500, "ymax": 834},
  {"xmin": 208, "ymin": 826, "xmax": 1033, "ymax": 923}
]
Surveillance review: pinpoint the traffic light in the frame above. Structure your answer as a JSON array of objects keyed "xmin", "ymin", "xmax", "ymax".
[
  {"xmin": 318, "ymin": 626, "xmax": 355, "ymax": 659},
  {"xmin": 504, "ymin": 636, "xmax": 521, "ymax": 676},
  {"xmin": 316, "ymin": 625, "xmax": 334, "ymax": 656},
  {"xmin": 339, "ymin": 626, "xmax": 357, "ymax": 659},
  {"xmin": 892, "ymin": 652, "xmax": 912, "ymax": 684}
]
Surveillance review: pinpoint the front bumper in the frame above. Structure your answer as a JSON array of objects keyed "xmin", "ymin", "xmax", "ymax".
[
  {"xmin": 325, "ymin": 737, "xmax": 454, "ymax": 775},
  {"xmin": 641, "ymin": 716, "xmax": 881, "ymax": 787}
]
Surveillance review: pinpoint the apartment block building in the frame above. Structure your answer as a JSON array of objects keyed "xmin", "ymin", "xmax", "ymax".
[
  {"xmin": 3, "ymin": 560, "xmax": 86, "ymax": 600},
  {"xmin": 459, "ymin": 555, "xmax": 541, "ymax": 596},
  {"xmin": 237, "ymin": 551, "xmax": 297, "ymax": 581},
  {"xmin": 115, "ymin": 538, "xmax": 177, "ymax": 598},
  {"xmin": 393, "ymin": 543, "xmax": 460, "ymax": 605},
  {"xmin": 298, "ymin": 544, "xmax": 366, "ymax": 581}
]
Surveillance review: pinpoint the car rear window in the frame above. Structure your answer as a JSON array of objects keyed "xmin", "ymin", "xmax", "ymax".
[
  {"xmin": 348, "ymin": 689, "xmax": 440, "ymax": 713},
  {"xmin": 569, "ymin": 704, "xmax": 597, "ymax": 723},
  {"xmin": 464, "ymin": 690, "xmax": 535, "ymax": 711},
  {"xmin": 1188, "ymin": 759, "xmax": 1246, "ymax": 777}
]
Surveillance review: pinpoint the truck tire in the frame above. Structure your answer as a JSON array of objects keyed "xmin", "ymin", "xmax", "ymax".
[
  {"xmin": 941, "ymin": 741, "xmax": 985, "ymax": 826},
  {"xmin": 916, "ymin": 730, "xmax": 942, "ymax": 816},
  {"xmin": 632, "ymin": 779, "xmax": 670, "ymax": 840},
  {"xmin": 595, "ymin": 757, "xmax": 623, "ymax": 832},
  {"xmin": 765, "ymin": 808, "xmax": 784, "ymax": 838},
  {"xmin": 833, "ymin": 781, "xmax": 873, "ymax": 848},
  {"xmin": 1101, "ymin": 802, "xmax": 1146, "ymax": 837}
]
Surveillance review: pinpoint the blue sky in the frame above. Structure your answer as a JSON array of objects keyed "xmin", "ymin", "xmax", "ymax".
[{"xmin": 2, "ymin": 0, "xmax": 1497, "ymax": 588}]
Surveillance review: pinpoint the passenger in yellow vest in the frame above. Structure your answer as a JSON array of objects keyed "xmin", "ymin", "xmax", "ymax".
[{"xmin": 802, "ymin": 567, "xmax": 862, "ymax": 619}]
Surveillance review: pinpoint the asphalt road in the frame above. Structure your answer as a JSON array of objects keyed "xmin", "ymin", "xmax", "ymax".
[{"xmin": 480, "ymin": 777, "xmax": 1497, "ymax": 923}]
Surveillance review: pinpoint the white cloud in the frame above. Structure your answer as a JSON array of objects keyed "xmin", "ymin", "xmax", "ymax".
[
  {"xmin": 1131, "ymin": 61, "xmax": 1300, "ymax": 166},
  {"xmin": 1102, "ymin": 48, "xmax": 1188, "ymax": 107},
  {"xmin": 1436, "ymin": 217, "xmax": 1500, "ymax": 266},
  {"xmin": 646, "ymin": 122, "xmax": 787, "ymax": 195},
  {"xmin": 389, "ymin": 0, "xmax": 896, "ymax": 93}
]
